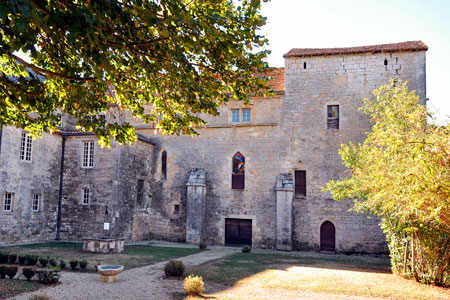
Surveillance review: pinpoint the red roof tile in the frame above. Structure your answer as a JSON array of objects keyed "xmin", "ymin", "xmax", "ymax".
[
  {"xmin": 261, "ymin": 67, "xmax": 285, "ymax": 92},
  {"xmin": 283, "ymin": 41, "xmax": 428, "ymax": 58}
]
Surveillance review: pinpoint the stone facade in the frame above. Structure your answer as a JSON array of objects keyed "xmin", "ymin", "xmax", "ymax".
[{"xmin": 0, "ymin": 41, "xmax": 428, "ymax": 254}]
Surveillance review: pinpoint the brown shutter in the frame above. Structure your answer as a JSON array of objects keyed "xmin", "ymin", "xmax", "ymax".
[{"xmin": 295, "ymin": 171, "xmax": 306, "ymax": 196}]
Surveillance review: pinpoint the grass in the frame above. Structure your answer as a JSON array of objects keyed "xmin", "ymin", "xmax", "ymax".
[
  {"xmin": 0, "ymin": 241, "xmax": 201, "ymax": 272},
  {"xmin": 186, "ymin": 252, "xmax": 450, "ymax": 300},
  {"xmin": 0, "ymin": 279, "xmax": 41, "ymax": 300}
]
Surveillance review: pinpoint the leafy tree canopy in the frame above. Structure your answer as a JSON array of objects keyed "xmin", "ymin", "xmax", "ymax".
[
  {"xmin": 0, "ymin": 0, "xmax": 270, "ymax": 146},
  {"xmin": 325, "ymin": 80, "xmax": 450, "ymax": 285}
]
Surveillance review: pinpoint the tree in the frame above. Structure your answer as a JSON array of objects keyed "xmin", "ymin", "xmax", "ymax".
[
  {"xmin": 0, "ymin": 0, "xmax": 270, "ymax": 146},
  {"xmin": 324, "ymin": 80, "xmax": 450, "ymax": 286}
]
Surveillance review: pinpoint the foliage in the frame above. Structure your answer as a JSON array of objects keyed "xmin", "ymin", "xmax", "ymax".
[
  {"xmin": 164, "ymin": 260, "xmax": 185, "ymax": 277},
  {"xmin": 183, "ymin": 274, "xmax": 204, "ymax": 296},
  {"xmin": 69, "ymin": 259, "xmax": 78, "ymax": 270},
  {"xmin": 48, "ymin": 258, "xmax": 57, "ymax": 267},
  {"xmin": 0, "ymin": 0, "xmax": 270, "ymax": 147},
  {"xmin": 79, "ymin": 260, "xmax": 88, "ymax": 270},
  {"xmin": 28, "ymin": 295, "xmax": 53, "ymax": 300},
  {"xmin": 198, "ymin": 241, "xmax": 207, "ymax": 250},
  {"xmin": 59, "ymin": 260, "xmax": 66, "ymax": 270},
  {"xmin": 324, "ymin": 79, "xmax": 450, "ymax": 286},
  {"xmin": 36, "ymin": 270, "xmax": 60, "ymax": 284},
  {"xmin": 8, "ymin": 253, "xmax": 17, "ymax": 264},
  {"xmin": 38, "ymin": 257, "xmax": 48, "ymax": 267},
  {"xmin": 18, "ymin": 255, "xmax": 26, "ymax": 265},
  {"xmin": 0, "ymin": 265, "xmax": 6, "ymax": 279},
  {"xmin": 0, "ymin": 252, "xmax": 8, "ymax": 264},
  {"xmin": 25, "ymin": 255, "xmax": 38, "ymax": 266},
  {"xmin": 5, "ymin": 265, "xmax": 18, "ymax": 279},
  {"xmin": 22, "ymin": 267, "xmax": 35, "ymax": 281},
  {"xmin": 242, "ymin": 245, "xmax": 251, "ymax": 253}
]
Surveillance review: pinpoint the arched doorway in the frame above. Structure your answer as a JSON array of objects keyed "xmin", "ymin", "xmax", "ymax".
[{"xmin": 320, "ymin": 221, "xmax": 336, "ymax": 252}]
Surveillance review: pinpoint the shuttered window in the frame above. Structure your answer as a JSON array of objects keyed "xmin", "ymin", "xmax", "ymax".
[{"xmin": 295, "ymin": 170, "xmax": 306, "ymax": 196}]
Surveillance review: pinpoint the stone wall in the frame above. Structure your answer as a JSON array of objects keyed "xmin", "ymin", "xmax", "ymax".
[{"xmin": 0, "ymin": 127, "xmax": 61, "ymax": 244}]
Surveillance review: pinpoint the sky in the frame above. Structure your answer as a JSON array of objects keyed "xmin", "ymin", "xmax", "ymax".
[{"xmin": 258, "ymin": 0, "xmax": 450, "ymax": 124}]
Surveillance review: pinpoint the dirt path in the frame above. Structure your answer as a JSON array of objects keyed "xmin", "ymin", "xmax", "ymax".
[{"xmin": 9, "ymin": 247, "xmax": 235, "ymax": 300}]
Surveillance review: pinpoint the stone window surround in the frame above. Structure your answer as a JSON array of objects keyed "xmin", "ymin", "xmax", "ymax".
[
  {"xmin": 325, "ymin": 102, "xmax": 340, "ymax": 130},
  {"xmin": 81, "ymin": 187, "xmax": 90, "ymax": 205},
  {"xmin": 3, "ymin": 192, "xmax": 14, "ymax": 212},
  {"xmin": 230, "ymin": 108, "xmax": 251, "ymax": 123},
  {"xmin": 20, "ymin": 131, "xmax": 33, "ymax": 162},
  {"xmin": 32, "ymin": 193, "xmax": 41, "ymax": 212},
  {"xmin": 82, "ymin": 140, "xmax": 95, "ymax": 168}
]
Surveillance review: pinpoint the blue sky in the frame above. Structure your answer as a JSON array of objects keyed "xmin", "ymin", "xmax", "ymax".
[{"xmin": 259, "ymin": 0, "xmax": 450, "ymax": 124}]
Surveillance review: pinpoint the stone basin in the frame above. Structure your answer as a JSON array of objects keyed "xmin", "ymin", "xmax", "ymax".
[{"xmin": 97, "ymin": 265, "xmax": 124, "ymax": 282}]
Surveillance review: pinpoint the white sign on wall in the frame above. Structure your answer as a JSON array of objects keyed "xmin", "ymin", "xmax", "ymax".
[{"xmin": 104, "ymin": 222, "xmax": 110, "ymax": 230}]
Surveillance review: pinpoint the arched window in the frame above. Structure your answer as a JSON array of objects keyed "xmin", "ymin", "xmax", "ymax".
[
  {"xmin": 232, "ymin": 152, "xmax": 245, "ymax": 189},
  {"xmin": 320, "ymin": 221, "xmax": 336, "ymax": 252},
  {"xmin": 161, "ymin": 151, "xmax": 167, "ymax": 179}
]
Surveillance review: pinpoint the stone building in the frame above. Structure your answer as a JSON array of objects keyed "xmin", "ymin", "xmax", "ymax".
[{"xmin": 0, "ymin": 41, "xmax": 428, "ymax": 254}]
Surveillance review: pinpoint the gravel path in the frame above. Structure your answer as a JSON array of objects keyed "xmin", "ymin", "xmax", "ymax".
[{"xmin": 9, "ymin": 247, "xmax": 235, "ymax": 300}]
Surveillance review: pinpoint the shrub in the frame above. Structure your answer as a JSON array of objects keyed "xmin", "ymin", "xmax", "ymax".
[
  {"xmin": 39, "ymin": 257, "xmax": 49, "ymax": 268},
  {"xmin": 242, "ymin": 245, "xmax": 251, "ymax": 253},
  {"xmin": 199, "ymin": 241, "xmax": 207, "ymax": 250},
  {"xmin": 36, "ymin": 270, "xmax": 60, "ymax": 284},
  {"xmin": 0, "ymin": 266, "xmax": 6, "ymax": 279},
  {"xmin": 183, "ymin": 275, "xmax": 204, "ymax": 296},
  {"xmin": 69, "ymin": 259, "xmax": 78, "ymax": 270},
  {"xmin": 25, "ymin": 255, "xmax": 39, "ymax": 266},
  {"xmin": 18, "ymin": 255, "xmax": 26, "ymax": 265},
  {"xmin": 0, "ymin": 252, "xmax": 8, "ymax": 264},
  {"xmin": 22, "ymin": 267, "xmax": 35, "ymax": 281},
  {"xmin": 164, "ymin": 260, "xmax": 185, "ymax": 277},
  {"xmin": 28, "ymin": 295, "xmax": 53, "ymax": 300},
  {"xmin": 59, "ymin": 260, "xmax": 66, "ymax": 270},
  {"xmin": 8, "ymin": 253, "xmax": 17, "ymax": 264},
  {"xmin": 79, "ymin": 260, "xmax": 88, "ymax": 270},
  {"xmin": 49, "ymin": 258, "xmax": 57, "ymax": 267},
  {"xmin": 5, "ymin": 266, "xmax": 18, "ymax": 279}
]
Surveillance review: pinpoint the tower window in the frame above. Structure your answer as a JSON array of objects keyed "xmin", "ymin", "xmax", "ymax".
[
  {"xmin": 232, "ymin": 152, "xmax": 245, "ymax": 190},
  {"xmin": 82, "ymin": 141, "xmax": 94, "ymax": 168},
  {"xmin": 327, "ymin": 105, "xmax": 339, "ymax": 129},
  {"xmin": 20, "ymin": 132, "xmax": 32, "ymax": 161},
  {"xmin": 161, "ymin": 151, "xmax": 167, "ymax": 179}
]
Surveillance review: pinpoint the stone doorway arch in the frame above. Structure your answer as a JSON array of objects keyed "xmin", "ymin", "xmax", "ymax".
[{"xmin": 320, "ymin": 221, "xmax": 336, "ymax": 252}]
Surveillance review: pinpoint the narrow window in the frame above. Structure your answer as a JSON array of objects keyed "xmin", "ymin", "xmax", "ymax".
[
  {"xmin": 295, "ymin": 171, "xmax": 306, "ymax": 196},
  {"xmin": 82, "ymin": 141, "xmax": 94, "ymax": 168},
  {"xmin": 231, "ymin": 109, "xmax": 240, "ymax": 123},
  {"xmin": 3, "ymin": 193, "xmax": 13, "ymax": 211},
  {"xmin": 20, "ymin": 132, "xmax": 32, "ymax": 161},
  {"xmin": 56, "ymin": 114, "xmax": 63, "ymax": 128},
  {"xmin": 303, "ymin": 62, "xmax": 307, "ymax": 69},
  {"xmin": 242, "ymin": 109, "xmax": 251, "ymax": 123},
  {"xmin": 137, "ymin": 179, "xmax": 144, "ymax": 206},
  {"xmin": 232, "ymin": 152, "xmax": 245, "ymax": 190},
  {"xmin": 327, "ymin": 105, "xmax": 339, "ymax": 129},
  {"xmin": 174, "ymin": 204, "xmax": 180, "ymax": 214},
  {"xmin": 32, "ymin": 194, "xmax": 40, "ymax": 212},
  {"xmin": 82, "ymin": 188, "xmax": 90, "ymax": 205},
  {"xmin": 161, "ymin": 151, "xmax": 167, "ymax": 179},
  {"xmin": 384, "ymin": 59, "xmax": 388, "ymax": 66}
]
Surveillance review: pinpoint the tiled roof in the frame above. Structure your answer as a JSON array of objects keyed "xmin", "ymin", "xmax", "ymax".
[
  {"xmin": 55, "ymin": 130, "xmax": 154, "ymax": 145},
  {"xmin": 284, "ymin": 41, "xmax": 428, "ymax": 58},
  {"xmin": 260, "ymin": 67, "xmax": 285, "ymax": 92}
]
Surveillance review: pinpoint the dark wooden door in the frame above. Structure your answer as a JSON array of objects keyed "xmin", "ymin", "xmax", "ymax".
[
  {"xmin": 225, "ymin": 218, "xmax": 252, "ymax": 246},
  {"xmin": 320, "ymin": 221, "xmax": 336, "ymax": 252}
]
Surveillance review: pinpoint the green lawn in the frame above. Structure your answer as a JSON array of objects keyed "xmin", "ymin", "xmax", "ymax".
[
  {"xmin": 0, "ymin": 241, "xmax": 201, "ymax": 272},
  {"xmin": 186, "ymin": 252, "xmax": 450, "ymax": 300}
]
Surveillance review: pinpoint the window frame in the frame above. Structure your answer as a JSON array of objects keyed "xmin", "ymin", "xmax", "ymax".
[
  {"xmin": 3, "ymin": 192, "xmax": 13, "ymax": 212},
  {"xmin": 20, "ymin": 132, "xmax": 33, "ymax": 162},
  {"xmin": 327, "ymin": 105, "xmax": 340, "ymax": 130},
  {"xmin": 32, "ymin": 193, "xmax": 40, "ymax": 212},
  {"xmin": 161, "ymin": 151, "xmax": 167, "ymax": 179},
  {"xmin": 294, "ymin": 170, "xmax": 307, "ymax": 196},
  {"xmin": 232, "ymin": 152, "xmax": 245, "ymax": 190},
  {"xmin": 82, "ymin": 141, "xmax": 95, "ymax": 168},
  {"xmin": 231, "ymin": 109, "xmax": 240, "ymax": 123},
  {"xmin": 242, "ymin": 109, "xmax": 251, "ymax": 123},
  {"xmin": 136, "ymin": 179, "xmax": 145, "ymax": 206},
  {"xmin": 81, "ymin": 188, "xmax": 90, "ymax": 205}
]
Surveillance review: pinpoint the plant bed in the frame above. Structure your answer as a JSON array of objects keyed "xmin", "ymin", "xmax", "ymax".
[{"xmin": 0, "ymin": 278, "xmax": 41, "ymax": 300}]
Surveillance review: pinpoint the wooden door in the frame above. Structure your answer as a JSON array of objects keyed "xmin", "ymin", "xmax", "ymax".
[
  {"xmin": 225, "ymin": 218, "xmax": 252, "ymax": 246},
  {"xmin": 320, "ymin": 221, "xmax": 336, "ymax": 252}
]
